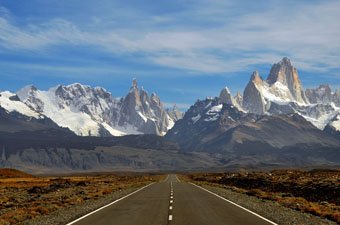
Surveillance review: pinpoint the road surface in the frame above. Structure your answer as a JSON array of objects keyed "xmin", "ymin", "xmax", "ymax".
[{"xmin": 68, "ymin": 175, "xmax": 277, "ymax": 225}]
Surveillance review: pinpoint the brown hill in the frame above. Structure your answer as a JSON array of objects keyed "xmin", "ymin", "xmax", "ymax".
[{"xmin": 0, "ymin": 168, "xmax": 34, "ymax": 178}]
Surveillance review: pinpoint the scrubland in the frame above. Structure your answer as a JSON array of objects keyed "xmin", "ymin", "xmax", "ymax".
[
  {"xmin": 185, "ymin": 169, "xmax": 340, "ymax": 223},
  {"xmin": 0, "ymin": 168, "xmax": 163, "ymax": 225}
]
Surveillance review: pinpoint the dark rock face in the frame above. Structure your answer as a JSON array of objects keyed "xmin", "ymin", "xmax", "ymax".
[
  {"xmin": 305, "ymin": 84, "xmax": 332, "ymax": 104},
  {"xmin": 243, "ymin": 71, "xmax": 265, "ymax": 114},
  {"xmin": 219, "ymin": 87, "xmax": 234, "ymax": 105},
  {"xmin": 166, "ymin": 98, "xmax": 340, "ymax": 153},
  {"xmin": 332, "ymin": 90, "xmax": 340, "ymax": 107},
  {"xmin": 0, "ymin": 106, "xmax": 72, "ymax": 134},
  {"xmin": 234, "ymin": 92, "xmax": 243, "ymax": 107}
]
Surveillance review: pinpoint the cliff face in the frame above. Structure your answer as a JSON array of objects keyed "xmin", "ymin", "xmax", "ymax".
[
  {"xmin": 267, "ymin": 57, "xmax": 308, "ymax": 104},
  {"xmin": 243, "ymin": 71, "xmax": 266, "ymax": 114}
]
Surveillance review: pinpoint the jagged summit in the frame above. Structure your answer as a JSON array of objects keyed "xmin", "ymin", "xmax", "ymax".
[
  {"xmin": 267, "ymin": 57, "xmax": 308, "ymax": 104},
  {"xmin": 131, "ymin": 78, "xmax": 138, "ymax": 89},
  {"xmin": 166, "ymin": 104, "xmax": 184, "ymax": 122},
  {"xmin": 250, "ymin": 71, "xmax": 263, "ymax": 85},
  {"xmin": 15, "ymin": 79, "xmax": 181, "ymax": 137},
  {"xmin": 16, "ymin": 85, "xmax": 37, "ymax": 101},
  {"xmin": 234, "ymin": 91, "xmax": 243, "ymax": 107},
  {"xmin": 219, "ymin": 87, "xmax": 232, "ymax": 104},
  {"xmin": 306, "ymin": 84, "xmax": 332, "ymax": 104},
  {"xmin": 227, "ymin": 58, "xmax": 339, "ymax": 130}
]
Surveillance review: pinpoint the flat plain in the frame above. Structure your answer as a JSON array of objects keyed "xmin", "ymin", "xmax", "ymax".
[{"xmin": 0, "ymin": 168, "xmax": 163, "ymax": 225}]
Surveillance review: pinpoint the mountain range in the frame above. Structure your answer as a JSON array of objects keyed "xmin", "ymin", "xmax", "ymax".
[
  {"xmin": 1, "ymin": 57, "xmax": 340, "ymax": 173},
  {"xmin": 13, "ymin": 79, "xmax": 182, "ymax": 136}
]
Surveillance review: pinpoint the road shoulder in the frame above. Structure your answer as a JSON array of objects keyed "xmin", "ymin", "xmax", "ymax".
[
  {"xmin": 191, "ymin": 182, "xmax": 337, "ymax": 225},
  {"xmin": 23, "ymin": 184, "xmax": 151, "ymax": 225}
]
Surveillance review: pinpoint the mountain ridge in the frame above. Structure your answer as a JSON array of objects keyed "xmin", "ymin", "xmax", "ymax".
[
  {"xmin": 1, "ymin": 58, "xmax": 340, "ymax": 172},
  {"xmin": 13, "ymin": 79, "xmax": 183, "ymax": 137}
]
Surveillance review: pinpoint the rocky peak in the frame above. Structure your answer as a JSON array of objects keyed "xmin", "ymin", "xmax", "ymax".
[
  {"xmin": 333, "ymin": 90, "xmax": 340, "ymax": 107},
  {"xmin": 118, "ymin": 79, "xmax": 176, "ymax": 135},
  {"xmin": 243, "ymin": 71, "xmax": 266, "ymax": 114},
  {"xmin": 124, "ymin": 79, "xmax": 143, "ymax": 111},
  {"xmin": 149, "ymin": 93, "xmax": 163, "ymax": 119},
  {"xmin": 132, "ymin": 78, "xmax": 138, "ymax": 89},
  {"xmin": 234, "ymin": 91, "xmax": 243, "ymax": 107},
  {"xmin": 14, "ymin": 79, "xmax": 179, "ymax": 137},
  {"xmin": 250, "ymin": 71, "xmax": 263, "ymax": 87},
  {"xmin": 267, "ymin": 57, "xmax": 307, "ymax": 104},
  {"xmin": 150, "ymin": 93, "xmax": 161, "ymax": 105},
  {"xmin": 16, "ymin": 85, "xmax": 38, "ymax": 101},
  {"xmin": 139, "ymin": 88, "xmax": 151, "ymax": 114},
  {"xmin": 305, "ymin": 84, "xmax": 332, "ymax": 104},
  {"xmin": 167, "ymin": 104, "xmax": 184, "ymax": 121},
  {"xmin": 17, "ymin": 85, "xmax": 45, "ymax": 113},
  {"xmin": 219, "ymin": 87, "xmax": 233, "ymax": 105},
  {"xmin": 267, "ymin": 57, "xmax": 294, "ymax": 85}
]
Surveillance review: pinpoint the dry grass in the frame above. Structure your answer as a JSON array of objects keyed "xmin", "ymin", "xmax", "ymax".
[
  {"xmin": 0, "ymin": 168, "xmax": 34, "ymax": 179},
  {"xmin": 185, "ymin": 169, "xmax": 340, "ymax": 223},
  {"xmin": 0, "ymin": 169, "xmax": 165, "ymax": 224}
]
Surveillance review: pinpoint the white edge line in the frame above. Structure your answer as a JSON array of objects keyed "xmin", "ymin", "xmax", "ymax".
[
  {"xmin": 175, "ymin": 175, "xmax": 181, "ymax": 182},
  {"xmin": 66, "ymin": 183, "xmax": 154, "ymax": 225},
  {"xmin": 190, "ymin": 183, "xmax": 278, "ymax": 225}
]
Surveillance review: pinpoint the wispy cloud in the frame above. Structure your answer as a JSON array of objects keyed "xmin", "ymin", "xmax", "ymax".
[
  {"xmin": 163, "ymin": 102, "xmax": 192, "ymax": 111},
  {"xmin": 0, "ymin": 0, "xmax": 339, "ymax": 75}
]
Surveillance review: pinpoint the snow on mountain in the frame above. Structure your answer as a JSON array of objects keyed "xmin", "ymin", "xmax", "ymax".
[
  {"xmin": 328, "ymin": 114, "xmax": 340, "ymax": 131},
  {"xmin": 243, "ymin": 59, "xmax": 308, "ymax": 115},
  {"xmin": 118, "ymin": 79, "xmax": 176, "ymax": 135},
  {"xmin": 267, "ymin": 57, "xmax": 308, "ymax": 104},
  {"xmin": 0, "ymin": 91, "xmax": 41, "ymax": 119},
  {"xmin": 166, "ymin": 104, "xmax": 184, "ymax": 122},
  {"xmin": 17, "ymin": 85, "xmax": 106, "ymax": 136},
  {"xmin": 7, "ymin": 57, "xmax": 339, "ymax": 136},
  {"xmin": 218, "ymin": 87, "xmax": 243, "ymax": 111},
  {"xmin": 16, "ymin": 80, "xmax": 179, "ymax": 137},
  {"xmin": 240, "ymin": 58, "xmax": 340, "ymax": 130},
  {"xmin": 234, "ymin": 92, "xmax": 243, "ymax": 107}
]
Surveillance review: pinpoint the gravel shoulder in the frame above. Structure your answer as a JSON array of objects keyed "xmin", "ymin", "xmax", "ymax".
[
  {"xmin": 23, "ymin": 183, "xmax": 148, "ymax": 225},
  {"xmin": 194, "ymin": 182, "xmax": 337, "ymax": 225}
]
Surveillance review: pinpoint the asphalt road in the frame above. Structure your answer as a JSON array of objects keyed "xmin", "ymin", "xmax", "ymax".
[{"xmin": 68, "ymin": 175, "xmax": 277, "ymax": 225}]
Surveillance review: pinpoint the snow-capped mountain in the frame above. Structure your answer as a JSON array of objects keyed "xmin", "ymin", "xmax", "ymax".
[
  {"xmin": 118, "ymin": 79, "xmax": 175, "ymax": 135},
  {"xmin": 218, "ymin": 87, "xmax": 243, "ymax": 111},
  {"xmin": 240, "ymin": 58, "xmax": 340, "ymax": 131},
  {"xmin": 167, "ymin": 57, "xmax": 340, "ymax": 141},
  {"xmin": 0, "ymin": 91, "xmax": 74, "ymax": 135},
  {"xmin": 0, "ymin": 91, "xmax": 42, "ymax": 119},
  {"xmin": 165, "ymin": 96, "xmax": 340, "ymax": 152},
  {"xmin": 243, "ymin": 58, "xmax": 308, "ymax": 115},
  {"xmin": 15, "ymin": 79, "xmax": 181, "ymax": 136}
]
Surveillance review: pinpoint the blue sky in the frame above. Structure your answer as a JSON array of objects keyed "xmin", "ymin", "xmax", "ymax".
[{"xmin": 0, "ymin": 0, "xmax": 340, "ymax": 110}]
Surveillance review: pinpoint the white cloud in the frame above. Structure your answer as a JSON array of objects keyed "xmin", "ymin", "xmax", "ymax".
[
  {"xmin": 163, "ymin": 102, "xmax": 192, "ymax": 111},
  {"xmin": 0, "ymin": 1, "xmax": 339, "ymax": 75}
]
